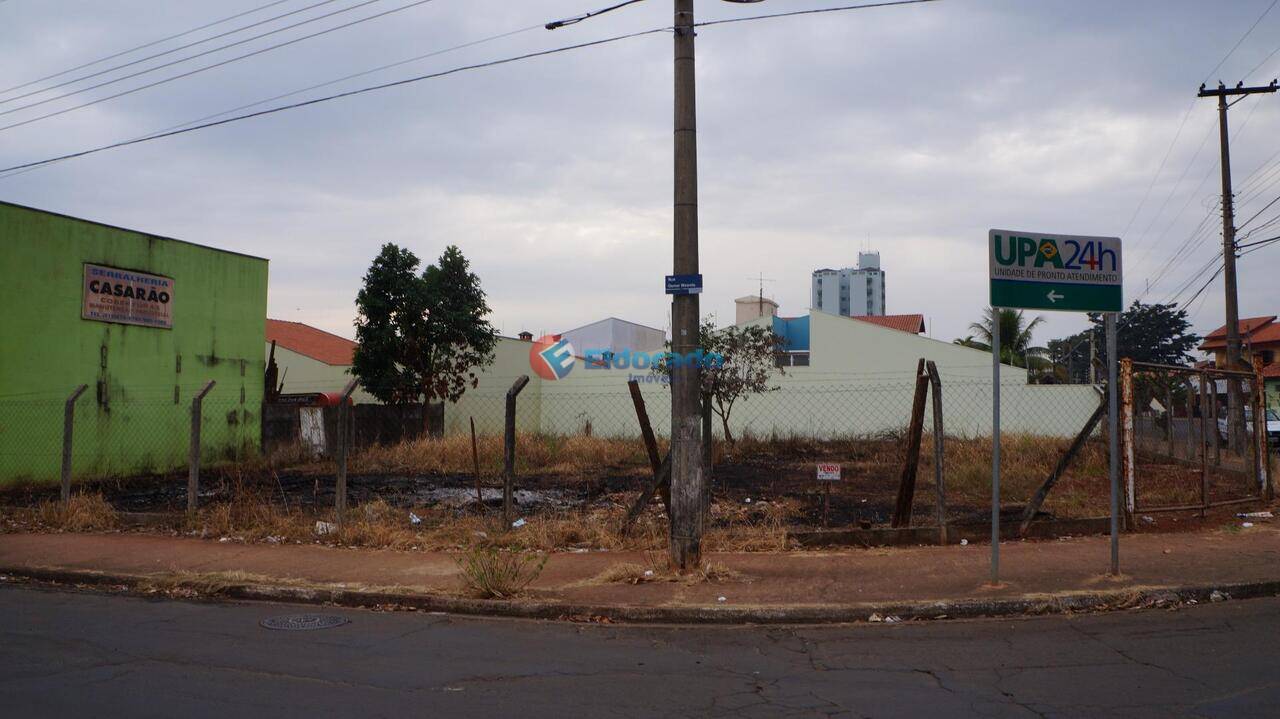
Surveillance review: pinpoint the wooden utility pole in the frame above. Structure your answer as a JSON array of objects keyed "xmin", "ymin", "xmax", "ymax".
[
  {"xmin": 1198, "ymin": 80, "xmax": 1277, "ymax": 451},
  {"xmin": 669, "ymin": 0, "xmax": 704, "ymax": 572}
]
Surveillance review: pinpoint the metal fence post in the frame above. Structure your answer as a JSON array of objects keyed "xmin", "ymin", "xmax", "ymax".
[
  {"xmin": 990, "ymin": 312, "xmax": 1001, "ymax": 585},
  {"xmin": 1253, "ymin": 357, "xmax": 1268, "ymax": 498},
  {"xmin": 503, "ymin": 375, "xmax": 530, "ymax": 527},
  {"xmin": 60, "ymin": 384, "xmax": 88, "ymax": 505},
  {"xmin": 1109, "ymin": 319, "xmax": 1122, "ymax": 576},
  {"xmin": 188, "ymin": 380, "xmax": 216, "ymax": 513},
  {"xmin": 334, "ymin": 379, "xmax": 358, "ymax": 521},
  {"xmin": 1199, "ymin": 374, "xmax": 1209, "ymax": 517}
]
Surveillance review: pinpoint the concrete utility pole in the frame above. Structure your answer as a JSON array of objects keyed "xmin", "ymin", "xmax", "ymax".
[
  {"xmin": 546, "ymin": 0, "xmax": 769, "ymax": 571},
  {"xmin": 669, "ymin": 0, "xmax": 704, "ymax": 571},
  {"xmin": 1198, "ymin": 80, "xmax": 1277, "ymax": 450}
]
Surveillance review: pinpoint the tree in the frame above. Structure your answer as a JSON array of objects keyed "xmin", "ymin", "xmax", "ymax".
[
  {"xmin": 352, "ymin": 243, "xmax": 498, "ymax": 408},
  {"xmin": 1088, "ymin": 301, "xmax": 1198, "ymax": 367},
  {"xmin": 654, "ymin": 319, "xmax": 785, "ymax": 445},
  {"xmin": 953, "ymin": 307, "xmax": 1048, "ymax": 369}
]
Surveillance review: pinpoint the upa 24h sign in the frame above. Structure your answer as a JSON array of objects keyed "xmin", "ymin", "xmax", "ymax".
[
  {"xmin": 82, "ymin": 263, "xmax": 174, "ymax": 329},
  {"xmin": 988, "ymin": 230, "xmax": 1122, "ymax": 313}
]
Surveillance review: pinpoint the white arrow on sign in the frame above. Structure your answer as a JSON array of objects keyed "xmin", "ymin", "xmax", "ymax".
[{"xmin": 1047, "ymin": 290, "xmax": 1064, "ymax": 303}]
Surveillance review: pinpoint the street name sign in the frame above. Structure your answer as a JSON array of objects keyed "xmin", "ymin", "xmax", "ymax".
[
  {"xmin": 665, "ymin": 274, "xmax": 703, "ymax": 295},
  {"xmin": 988, "ymin": 230, "xmax": 1122, "ymax": 313}
]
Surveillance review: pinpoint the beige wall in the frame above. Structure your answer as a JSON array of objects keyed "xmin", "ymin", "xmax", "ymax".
[{"xmin": 441, "ymin": 311, "xmax": 1102, "ymax": 439}]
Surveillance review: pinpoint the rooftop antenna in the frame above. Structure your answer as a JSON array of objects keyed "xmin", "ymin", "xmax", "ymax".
[{"xmin": 748, "ymin": 272, "xmax": 776, "ymax": 318}]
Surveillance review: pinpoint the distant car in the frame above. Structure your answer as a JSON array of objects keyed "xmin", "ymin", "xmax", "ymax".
[{"xmin": 1217, "ymin": 407, "xmax": 1280, "ymax": 448}]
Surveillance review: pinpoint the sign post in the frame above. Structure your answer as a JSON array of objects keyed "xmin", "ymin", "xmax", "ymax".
[
  {"xmin": 816, "ymin": 463, "xmax": 841, "ymax": 527},
  {"xmin": 988, "ymin": 230, "xmax": 1123, "ymax": 582}
]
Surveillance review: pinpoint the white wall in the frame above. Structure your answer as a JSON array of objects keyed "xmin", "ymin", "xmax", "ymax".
[{"xmin": 441, "ymin": 310, "xmax": 1101, "ymax": 440}]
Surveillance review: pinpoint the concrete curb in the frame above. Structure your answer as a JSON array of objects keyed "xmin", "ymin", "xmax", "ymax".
[{"xmin": 3, "ymin": 564, "xmax": 1279, "ymax": 624}]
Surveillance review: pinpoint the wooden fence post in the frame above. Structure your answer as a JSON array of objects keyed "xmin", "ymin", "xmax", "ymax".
[
  {"xmin": 627, "ymin": 380, "xmax": 669, "ymax": 514},
  {"xmin": 891, "ymin": 359, "xmax": 929, "ymax": 528},
  {"xmin": 334, "ymin": 379, "xmax": 358, "ymax": 522},
  {"xmin": 926, "ymin": 361, "xmax": 947, "ymax": 543},
  {"xmin": 503, "ymin": 375, "xmax": 530, "ymax": 527},
  {"xmin": 60, "ymin": 384, "xmax": 88, "ymax": 506},
  {"xmin": 187, "ymin": 380, "xmax": 216, "ymax": 514}
]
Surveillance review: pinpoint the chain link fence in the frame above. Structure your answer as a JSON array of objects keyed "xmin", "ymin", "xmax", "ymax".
[
  {"xmin": 1124, "ymin": 360, "xmax": 1274, "ymax": 515},
  {"xmin": 0, "ymin": 363, "xmax": 1126, "ymax": 527}
]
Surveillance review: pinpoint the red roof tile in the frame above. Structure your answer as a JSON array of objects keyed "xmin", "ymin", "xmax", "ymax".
[
  {"xmin": 1199, "ymin": 316, "xmax": 1280, "ymax": 350},
  {"xmin": 266, "ymin": 319, "xmax": 357, "ymax": 366},
  {"xmin": 851, "ymin": 314, "xmax": 926, "ymax": 334},
  {"xmin": 1264, "ymin": 363, "xmax": 1280, "ymax": 378}
]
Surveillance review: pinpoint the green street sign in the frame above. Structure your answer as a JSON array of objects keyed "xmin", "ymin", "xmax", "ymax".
[{"xmin": 988, "ymin": 229, "xmax": 1123, "ymax": 313}]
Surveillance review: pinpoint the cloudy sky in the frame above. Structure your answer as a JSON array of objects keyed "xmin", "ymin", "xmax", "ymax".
[{"xmin": 3, "ymin": 0, "xmax": 1279, "ymax": 351}]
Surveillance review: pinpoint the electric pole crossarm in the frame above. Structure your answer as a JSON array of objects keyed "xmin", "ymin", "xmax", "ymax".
[{"xmin": 1198, "ymin": 80, "xmax": 1277, "ymax": 97}]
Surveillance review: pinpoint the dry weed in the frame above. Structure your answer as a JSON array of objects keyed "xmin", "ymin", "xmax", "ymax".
[
  {"xmin": 454, "ymin": 546, "xmax": 548, "ymax": 599},
  {"xmin": 591, "ymin": 563, "xmax": 651, "ymax": 585},
  {"xmin": 33, "ymin": 494, "xmax": 118, "ymax": 531}
]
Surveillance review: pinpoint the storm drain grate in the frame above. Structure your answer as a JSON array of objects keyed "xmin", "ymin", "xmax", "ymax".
[{"xmin": 260, "ymin": 614, "xmax": 350, "ymax": 631}]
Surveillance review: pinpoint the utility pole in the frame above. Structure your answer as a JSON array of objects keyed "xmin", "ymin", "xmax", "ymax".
[
  {"xmin": 669, "ymin": 0, "xmax": 704, "ymax": 571},
  {"xmin": 545, "ymin": 0, "xmax": 769, "ymax": 572},
  {"xmin": 1198, "ymin": 80, "xmax": 1277, "ymax": 451}
]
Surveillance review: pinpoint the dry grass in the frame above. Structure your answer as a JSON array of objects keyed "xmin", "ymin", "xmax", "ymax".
[
  {"xmin": 345, "ymin": 433, "xmax": 658, "ymax": 479},
  {"xmin": 136, "ymin": 570, "xmax": 311, "ymax": 595},
  {"xmin": 590, "ymin": 562, "xmax": 651, "ymax": 585},
  {"xmin": 454, "ymin": 545, "xmax": 548, "ymax": 599},
  {"xmin": 31, "ymin": 494, "xmax": 118, "ymax": 531}
]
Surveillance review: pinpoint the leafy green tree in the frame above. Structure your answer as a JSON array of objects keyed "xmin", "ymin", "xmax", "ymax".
[
  {"xmin": 953, "ymin": 307, "xmax": 1048, "ymax": 368},
  {"xmin": 1088, "ymin": 301, "xmax": 1199, "ymax": 367},
  {"xmin": 654, "ymin": 319, "xmax": 785, "ymax": 445},
  {"xmin": 1042, "ymin": 301, "xmax": 1199, "ymax": 385},
  {"xmin": 352, "ymin": 244, "xmax": 497, "ymax": 407}
]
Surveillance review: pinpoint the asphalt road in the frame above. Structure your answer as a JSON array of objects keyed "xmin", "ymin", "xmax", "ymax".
[{"xmin": 1, "ymin": 585, "xmax": 1278, "ymax": 718}]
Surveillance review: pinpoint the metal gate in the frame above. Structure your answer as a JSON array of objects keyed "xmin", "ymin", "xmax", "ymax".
[{"xmin": 1120, "ymin": 359, "xmax": 1274, "ymax": 517}]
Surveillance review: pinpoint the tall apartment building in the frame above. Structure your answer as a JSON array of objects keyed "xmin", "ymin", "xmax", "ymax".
[{"xmin": 811, "ymin": 252, "xmax": 885, "ymax": 317}]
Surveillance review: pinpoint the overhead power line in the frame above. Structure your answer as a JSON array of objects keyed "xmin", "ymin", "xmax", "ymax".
[
  {"xmin": 0, "ymin": 0, "xmax": 297, "ymax": 97},
  {"xmin": 0, "ymin": 0, "xmax": 349, "ymax": 106},
  {"xmin": 1202, "ymin": 0, "xmax": 1278, "ymax": 83},
  {"xmin": 0, "ymin": 0, "xmax": 440, "ymax": 134},
  {"xmin": 1236, "ymin": 233, "xmax": 1280, "ymax": 250},
  {"xmin": 0, "ymin": 0, "xmax": 937, "ymax": 175},
  {"xmin": 1123, "ymin": 0, "xmax": 1279, "ymax": 266},
  {"xmin": 0, "ymin": 23, "xmax": 543, "ymax": 182}
]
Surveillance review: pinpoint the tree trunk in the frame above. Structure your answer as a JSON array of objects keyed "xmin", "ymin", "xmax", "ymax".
[{"xmin": 719, "ymin": 410, "xmax": 734, "ymax": 446}]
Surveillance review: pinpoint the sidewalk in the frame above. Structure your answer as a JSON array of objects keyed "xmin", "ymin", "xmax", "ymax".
[{"xmin": 2, "ymin": 527, "xmax": 1279, "ymax": 622}]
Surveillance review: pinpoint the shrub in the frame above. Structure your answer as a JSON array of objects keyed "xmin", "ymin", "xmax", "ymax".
[{"xmin": 454, "ymin": 546, "xmax": 547, "ymax": 599}]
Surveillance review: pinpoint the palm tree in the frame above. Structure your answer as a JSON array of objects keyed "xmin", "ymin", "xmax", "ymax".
[{"xmin": 953, "ymin": 308, "xmax": 1049, "ymax": 369}]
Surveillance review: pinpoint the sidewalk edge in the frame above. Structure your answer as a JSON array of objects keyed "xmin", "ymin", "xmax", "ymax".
[{"xmin": 3, "ymin": 564, "xmax": 1278, "ymax": 624}]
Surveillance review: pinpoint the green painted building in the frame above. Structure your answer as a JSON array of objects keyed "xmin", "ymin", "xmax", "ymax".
[{"xmin": 0, "ymin": 202, "xmax": 269, "ymax": 482}]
